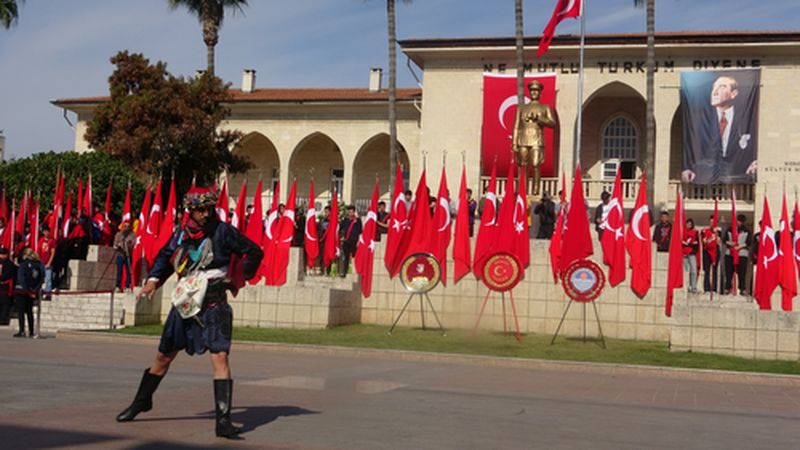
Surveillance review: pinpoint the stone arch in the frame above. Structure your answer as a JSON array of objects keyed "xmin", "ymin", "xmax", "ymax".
[
  {"xmin": 229, "ymin": 132, "xmax": 280, "ymax": 207},
  {"xmin": 351, "ymin": 133, "xmax": 410, "ymax": 209},
  {"xmin": 579, "ymin": 81, "xmax": 647, "ymax": 181},
  {"xmin": 289, "ymin": 132, "xmax": 344, "ymax": 208}
]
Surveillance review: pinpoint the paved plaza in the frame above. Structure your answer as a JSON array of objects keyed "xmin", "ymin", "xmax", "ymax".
[{"xmin": 1, "ymin": 326, "xmax": 799, "ymax": 449}]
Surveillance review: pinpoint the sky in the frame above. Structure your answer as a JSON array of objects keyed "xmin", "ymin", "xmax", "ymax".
[{"xmin": 0, "ymin": 0, "xmax": 798, "ymax": 160}]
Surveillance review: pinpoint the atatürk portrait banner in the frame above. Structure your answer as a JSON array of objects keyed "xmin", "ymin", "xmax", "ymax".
[{"xmin": 681, "ymin": 69, "xmax": 760, "ymax": 185}]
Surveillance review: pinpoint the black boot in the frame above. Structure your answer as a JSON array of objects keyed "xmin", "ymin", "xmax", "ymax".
[
  {"xmin": 116, "ymin": 369, "xmax": 164, "ymax": 422},
  {"xmin": 214, "ymin": 379, "xmax": 242, "ymax": 438}
]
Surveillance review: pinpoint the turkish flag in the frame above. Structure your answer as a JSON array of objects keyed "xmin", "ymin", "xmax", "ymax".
[
  {"xmin": 537, "ymin": 0, "xmax": 583, "ymax": 58},
  {"xmin": 778, "ymin": 194, "xmax": 796, "ymax": 311},
  {"xmin": 304, "ymin": 180, "xmax": 320, "ymax": 268},
  {"xmin": 356, "ymin": 180, "xmax": 380, "ymax": 298},
  {"xmin": 384, "ymin": 164, "xmax": 409, "ymax": 277},
  {"xmin": 76, "ymin": 178, "xmax": 83, "ymax": 219},
  {"xmin": 560, "ymin": 166, "xmax": 593, "ymax": 273},
  {"xmin": 754, "ymin": 196, "xmax": 779, "ymax": 310},
  {"xmin": 481, "ymin": 73, "xmax": 557, "ymax": 177},
  {"xmin": 473, "ymin": 161, "xmax": 498, "ymax": 280},
  {"xmin": 155, "ymin": 178, "xmax": 176, "ymax": 255},
  {"xmin": 548, "ymin": 174, "xmax": 566, "ymax": 283},
  {"xmin": 121, "ymin": 183, "xmax": 131, "ymax": 225},
  {"xmin": 258, "ymin": 181, "xmax": 281, "ymax": 280},
  {"xmin": 514, "ymin": 165, "xmax": 530, "ymax": 268},
  {"xmin": 83, "ymin": 174, "xmax": 93, "ymax": 218},
  {"xmin": 625, "ymin": 173, "xmax": 651, "ymax": 298},
  {"xmin": 323, "ymin": 188, "xmax": 339, "ymax": 269},
  {"xmin": 399, "ymin": 169, "xmax": 434, "ymax": 263},
  {"xmin": 29, "ymin": 201, "xmax": 39, "ymax": 251},
  {"xmin": 453, "ymin": 165, "xmax": 472, "ymax": 283},
  {"xmin": 245, "ymin": 179, "xmax": 265, "ymax": 285},
  {"xmin": 476, "ymin": 162, "xmax": 521, "ymax": 279},
  {"xmin": 665, "ymin": 192, "xmax": 684, "ymax": 317},
  {"xmin": 793, "ymin": 201, "xmax": 800, "ymax": 281},
  {"xmin": 131, "ymin": 183, "xmax": 151, "ymax": 286},
  {"xmin": 601, "ymin": 168, "xmax": 626, "ymax": 286},
  {"xmin": 265, "ymin": 179, "xmax": 296, "ymax": 286},
  {"xmin": 0, "ymin": 190, "xmax": 7, "ymax": 225},
  {"xmin": 216, "ymin": 179, "xmax": 229, "ymax": 223},
  {"xmin": 432, "ymin": 167, "xmax": 452, "ymax": 285},
  {"xmin": 232, "ymin": 180, "xmax": 247, "ymax": 231},
  {"xmin": 143, "ymin": 179, "xmax": 162, "ymax": 267}
]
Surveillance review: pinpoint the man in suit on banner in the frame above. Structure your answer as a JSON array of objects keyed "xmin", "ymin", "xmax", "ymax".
[{"xmin": 682, "ymin": 72, "xmax": 759, "ymax": 185}]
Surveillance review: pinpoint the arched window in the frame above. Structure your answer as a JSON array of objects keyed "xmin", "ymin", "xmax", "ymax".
[{"xmin": 601, "ymin": 116, "xmax": 638, "ymax": 179}]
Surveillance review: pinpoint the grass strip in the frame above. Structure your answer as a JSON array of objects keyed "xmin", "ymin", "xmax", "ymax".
[{"xmin": 115, "ymin": 323, "xmax": 800, "ymax": 376}]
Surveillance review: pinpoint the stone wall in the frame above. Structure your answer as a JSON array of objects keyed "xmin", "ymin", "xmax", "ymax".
[
  {"xmin": 155, "ymin": 248, "xmax": 362, "ymax": 329},
  {"xmin": 364, "ymin": 238, "xmax": 675, "ymax": 342},
  {"xmin": 40, "ymin": 292, "xmax": 124, "ymax": 333}
]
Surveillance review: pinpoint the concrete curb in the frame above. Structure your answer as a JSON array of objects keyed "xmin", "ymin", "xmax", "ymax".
[{"xmin": 57, "ymin": 330, "xmax": 800, "ymax": 387}]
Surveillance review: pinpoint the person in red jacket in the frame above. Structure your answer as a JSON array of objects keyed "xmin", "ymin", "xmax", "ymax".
[{"xmin": 682, "ymin": 218, "xmax": 700, "ymax": 294}]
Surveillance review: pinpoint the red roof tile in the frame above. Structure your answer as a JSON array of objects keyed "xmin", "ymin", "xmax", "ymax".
[{"xmin": 53, "ymin": 88, "xmax": 422, "ymax": 106}]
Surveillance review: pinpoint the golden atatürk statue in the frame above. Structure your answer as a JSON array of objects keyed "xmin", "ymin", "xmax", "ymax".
[{"xmin": 512, "ymin": 80, "xmax": 556, "ymax": 195}]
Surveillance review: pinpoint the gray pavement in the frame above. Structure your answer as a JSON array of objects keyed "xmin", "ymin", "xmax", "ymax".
[{"xmin": 1, "ymin": 324, "xmax": 800, "ymax": 449}]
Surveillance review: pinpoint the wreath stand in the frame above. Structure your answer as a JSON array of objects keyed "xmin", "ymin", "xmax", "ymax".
[
  {"xmin": 472, "ymin": 253, "xmax": 525, "ymax": 342},
  {"xmin": 550, "ymin": 259, "xmax": 607, "ymax": 348},
  {"xmin": 387, "ymin": 253, "xmax": 446, "ymax": 336}
]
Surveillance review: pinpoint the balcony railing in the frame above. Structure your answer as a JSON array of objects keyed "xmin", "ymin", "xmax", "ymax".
[
  {"xmin": 475, "ymin": 177, "xmax": 755, "ymax": 206},
  {"xmin": 479, "ymin": 176, "xmax": 641, "ymax": 201},
  {"xmin": 667, "ymin": 181, "xmax": 755, "ymax": 204}
]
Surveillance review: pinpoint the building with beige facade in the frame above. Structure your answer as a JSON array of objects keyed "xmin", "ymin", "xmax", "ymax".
[{"xmin": 54, "ymin": 31, "xmax": 800, "ymax": 222}]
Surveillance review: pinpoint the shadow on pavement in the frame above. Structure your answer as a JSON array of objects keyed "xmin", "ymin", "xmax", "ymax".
[
  {"xmin": 134, "ymin": 405, "xmax": 319, "ymax": 434},
  {"xmin": 0, "ymin": 424, "xmax": 123, "ymax": 449}
]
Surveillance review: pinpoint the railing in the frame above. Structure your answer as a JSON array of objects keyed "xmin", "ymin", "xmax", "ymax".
[
  {"xmin": 479, "ymin": 176, "xmax": 640, "ymax": 201},
  {"xmin": 667, "ymin": 182, "xmax": 755, "ymax": 204}
]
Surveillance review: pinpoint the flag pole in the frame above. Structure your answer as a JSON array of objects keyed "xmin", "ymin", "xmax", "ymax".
[{"xmin": 574, "ymin": 0, "xmax": 586, "ymax": 171}]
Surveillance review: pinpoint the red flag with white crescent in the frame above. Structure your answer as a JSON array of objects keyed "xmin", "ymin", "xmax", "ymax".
[
  {"xmin": 793, "ymin": 201, "xmax": 800, "ymax": 281},
  {"xmin": 473, "ymin": 161, "xmax": 498, "ymax": 280},
  {"xmin": 258, "ymin": 181, "xmax": 281, "ymax": 280},
  {"xmin": 121, "ymin": 183, "xmax": 132, "ymax": 225},
  {"xmin": 601, "ymin": 167, "xmax": 626, "ymax": 287},
  {"xmin": 453, "ymin": 165, "xmax": 472, "ymax": 283},
  {"xmin": 232, "ymin": 179, "xmax": 247, "ymax": 231},
  {"xmin": 560, "ymin": 165, "xmax": 593, "ymax": 273},
  {"xmin": 245, "ymin": 179, "xmax": 264, "ymax": 285},
  {"xmin": 514, "ymin": 165, "xmax": 530, "ymax": 269},
  {"xmin": 537, "ymin": 0, "xmax": 583, "ymax": 58},
  {"xmin": 143, "ymin": 178, "xmax": 162, "ymax": 266},
  {"xmin": 754, "ymin": 196, "xmax": 778, "ymax": 310},
  {"xmin": 304, "ymin": 180, "xmax": 320, "ymax": 268},
  {"xmin": 481, "ymin": 73, "xmax": 557, "ymax": 178},
  {"xmin": 131, "ymin": 183, "xmax": 151, "ymax": 286},
  {"xmin": 778, "ymin": 194, "xmax": 796, "ymax": 311},
  {"xmin": 355, "ymin": 179, "xmax": 380, "ymax": 298},
  {"xmin": 666, "ymin": 191, "xmax": 684, "ymax": 317},
  {"xmin": 625, "ymin": 173, "xmax": 651, "ymax": 297},
  {"xmin": 216, "ymin": 179, "xmax": 229, "ymax": 223},
  {"xmin": 265, "ymin": 179, "xmax": 296, "ymax": 286},
  {"xmin": 432, "ymin": 167, "xmax": 452, "ymax": 284},
  {"xmin": 155, "ymin": 178, "xmax": 176, "ymax": 255},
  {"xmin": 384, "ymin": 164, "xmax": 409, "ymax": 277}
]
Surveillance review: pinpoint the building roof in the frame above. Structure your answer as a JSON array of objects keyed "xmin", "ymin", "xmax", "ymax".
[
  {"xmin": 53, "ymin": 87, "xmax": 422, "ymax": 108},
  {"xmin": 399, "ymin": 30, "xmax": 800, "ymax": 49},
  {"xmin": 400, "ymin": 30, "xmax": 800, "ymax": 67}
]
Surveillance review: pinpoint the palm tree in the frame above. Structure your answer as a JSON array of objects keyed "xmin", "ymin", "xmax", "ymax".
[
  {"xmin": 386, "ymin": 0, "xmax": 412, "ymax": 192},
  {"xmin": 1, "ymin": 0, "xmax": 23, "ymax": 29},
  {"xmin": 635, "ymin": 0, "xmax": 655, "ymax": 207},
  {"xmin": 514, "ymin": 0, "xmax": 524, "ymax": 122},
  {"xmin": 167, "ymin": 0, "xmax": 248, "ymax": 77}
]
